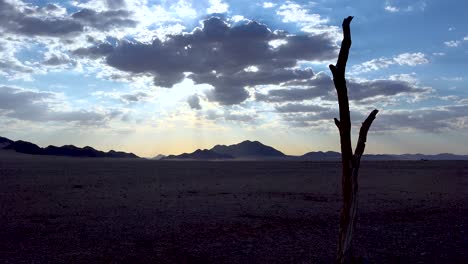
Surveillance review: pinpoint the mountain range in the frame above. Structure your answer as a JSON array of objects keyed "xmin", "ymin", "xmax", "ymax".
[
  {"xmin": 163, "ymin": 140, "xmax": 286, "ymax": 160},
  {"xmin": 0, "ymin": 136, "xmax": 139, "ymax": 158},
  {"xmin": 2, "ymin": 136, "xmax": 468, "ymax": 160},
  {"xmin": 163, "ymin": 140, "xmax": 468, "ymax": 161}
]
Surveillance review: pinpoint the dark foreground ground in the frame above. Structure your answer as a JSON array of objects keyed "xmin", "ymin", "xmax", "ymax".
[{"xmin": 0, "ymin": 152, "xmax": 466, "ymax": 263}]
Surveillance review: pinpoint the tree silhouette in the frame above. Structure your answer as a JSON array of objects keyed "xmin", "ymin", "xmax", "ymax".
[{"xmin": 329, "ymin": 16, "xmax": 379, "ymax": 263}]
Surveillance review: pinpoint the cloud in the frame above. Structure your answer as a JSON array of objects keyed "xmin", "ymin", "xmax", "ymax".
[
  {"xmin": 0, "ymin": 86, "xmax": 119, "ymax": 125},
  {"xmin": 187, "ymin": 94, "xmax": 202, "ymax": 109},
  {"xmin": 262, "ymin": 2, "xmax": 276, "ymax": 8},
  {"xmin": 205, "ymin": 109, "xmax": 257, "ymax": 123},
  {"xmin": 106, "ymin": 0, "xmax": 126, "ymax": 9},
  {"xmin": 444, "ymin": 40, "xmax": 461, "ymax": 47},
  {"xmin": 0, "ymin": 0, "xmax": 138, "ymax": 40},
  {"xmin": 278, "ymin": 103, "xmax": 468, "ymax": 133},
  {"xmin": 207, "ymin": 0, "xmax": 229, "ymax": 13},
  {"xmin": 78, "ymin": 17, "xmax": 336, "ymax": 105},
  {"xmin": 71, "ymin": 8, "xmax": 137, "ymax": 30},
  {"xmin": 0, "ymin": 0, "xmax": 83, "ymax": 37},
  {"xmin": 72, "ymin": 42, "xmax": 115, "ymax": 58},
  {"xmin": 43, "ymin": 52, "xmax": 76, "ymax": 66},
  {"xmin": 275, "ymin": 103, "xmax": 328, "ymax": 113},
  {"xmin": 92, "ymin": 90, "xmax": 153, "ymax": 104},
  {"xmin": 276, "ymin": 1, "xmax": 337, "ymax": 36},
  {"xmin": 256, "ymin": 86, "xmax": 327, "ymax": 102},
  {"xmin": 384, "ymin": 5, "xmax": 399, "ymax": 12},
  {"xmin": 352, "ymin": 52, "xmax": 428, "ymax": 74},
  {"xmin": 384, "ymin": 1, "xmax": 427, "ymax": 13},
  {"xmin": 374, "ymin": 105, "xmax": 468, "ymax": 132},
  {"xmin": 120, "ymin": 92, "xmax": 149, "ymax": 104},
  {"xmin": 257, "ymin": 72, "xmax": 431, "ymax": 104}
]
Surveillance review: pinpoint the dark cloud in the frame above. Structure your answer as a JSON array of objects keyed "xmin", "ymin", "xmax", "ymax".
[
  {"xmin": 0, "ymin": 0, "xmax": 83, "ymax": 37},
  {"xmin": 79, "ymin": 17, "xmax": 336, "ymax": 104},
  {"xmin": 275, "ymin": 103, "xmax": 328, "ymax": 113},
  {"xmin": 255, "ymin": 72, "xmax": 333, "ymax": 102},
  {"xmin": 187, "ymin": 94, "xmax": 201, "ymax": 110},
  {"xmin": 276, "ymin": 100, "xmax": 468, "ymax": 132},
  {"xmin": 71, "ymin": 9, "xmax": 136, "ymax": 30},
  {"xmin": 347, "ymin": 79, "xmax": 431, "ymax": 101},
  {"xmin": 374, "ymin": 105, "xmax": 468, "ymax": 132},
  {"xmin": 72, "ymin": 43, "xmax": 115, "ymax": 58},
  {"xmin": 256, "ymin": 86, "xmax": 327, "ymax": 102},
  {"xmin": 0, "ymin": 86, "xmax": 119, "ymax": 125},
  {"xmin": 120, "ymin": 92, "xmax": 148, "ymax": 103},
  {"xmin": 205, "ymin": 110, "xmax": 257, "ymax": 123},
  {"xmin": 256, "ymin": 72, "xmax": 430, "ymax": 104},
  {"xmin": 43, "ymin": 54, "xmax": 75, "ymax": 66},
  {"xmin": 0, "ymin": 0, "xmax": 136, "ymax": 38},
  {"xmin": 106, "ymin": 0, "xmax": 126, "ymax": 9}
]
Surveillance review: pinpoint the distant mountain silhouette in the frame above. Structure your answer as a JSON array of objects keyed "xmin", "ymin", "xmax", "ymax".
[
  {"xmin": 301, "ymin": 151, "xmax": 341, "ymax": 160},
  {"xmin": 164, "ymin": 149, "xmax": 234, "ymax": 160},
  {"xmin": 163, "ymin": 140, "xmax": 468, "ymax": 161},
  {"xmin": 0, "ymin": 136, "xmax": 14, "ymax": 148},
  {"xmin": 1, "ymin": 136, "xmax": 139, "ymax": 158},
  {"xmin": 5, "ymin": 140, "xmax": 44, "ymax": 155},
  {"xmin": 152, "ymin": 154, "xmax": 167, "ymax": 160},
  {"xmin": 211, "ymin": 140, "xmax": 285, "ymax": 158},
  {"xmin": 3, "ymin": 136, "xmax": 467, "ymax": 160}
]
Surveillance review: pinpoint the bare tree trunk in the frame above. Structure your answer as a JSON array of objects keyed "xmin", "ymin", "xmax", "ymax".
[{"xmin": 329, "ymin": 16, "xmax": 379, "ymax": 263}]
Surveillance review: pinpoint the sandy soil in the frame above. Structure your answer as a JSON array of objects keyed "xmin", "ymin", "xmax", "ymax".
[{"xmin": 0, "ymin": 152, "xmax": 467, "ymax": 263}]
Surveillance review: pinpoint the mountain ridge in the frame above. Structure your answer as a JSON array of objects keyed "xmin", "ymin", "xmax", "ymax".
[
  {"xmin": 2, "ymin": 136, "xmax": 468, "ymax": 160},
  {"xmin": 1, "ymin": 136, "xmax": 139, "ymax": 158}
]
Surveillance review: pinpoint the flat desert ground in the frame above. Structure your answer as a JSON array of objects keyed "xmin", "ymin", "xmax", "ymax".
[{"xmin": 0, "ymin": 151, "xmax": 467, "ymax": 263}]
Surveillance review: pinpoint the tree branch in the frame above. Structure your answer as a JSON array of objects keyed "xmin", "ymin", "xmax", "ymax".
[
  {"xmin": 354, "ymin": 109, "xmax": 379, "ymax": 165},
  {"xmin": 336, "ymin": 16, "xmax": 353, "ymax": 75}
]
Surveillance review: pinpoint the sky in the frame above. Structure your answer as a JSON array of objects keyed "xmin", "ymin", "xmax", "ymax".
[{"xmin": 0, "ymin": 0, "xmax": 467, "ymax": 157}]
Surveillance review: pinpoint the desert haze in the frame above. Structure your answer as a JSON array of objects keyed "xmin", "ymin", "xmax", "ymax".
[{"xmin": 0, "ymin": 150, "xmax": 466, "ymax": 263}]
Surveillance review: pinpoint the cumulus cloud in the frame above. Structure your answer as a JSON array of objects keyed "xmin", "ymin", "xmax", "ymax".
[
  {"xmin": 444, "ymin": 40, "xmax": 460, "ymax": 47},
  {"xmin": 0, "ymin": 0, "xmax": 137, "ymax": 39},
  {"xmin": 78, "ymin": 17, "xmax": 336, "ymax": 105},
  {"xmin": 384, "ymin": 5, "xmax": 399, "ymax": 12},
  {"xmin": 187, "ymin": 94, "xmax": 202, "ymax": 110},
  {"xmin": 207, "ymin": 0, "xmax": 229, "ymax": 13},
  {"xmin": 71, "ymin": 8, "xmax": 137, "ymax": 30},
  {"xmin": 347, "ymin": 78, "xmax": 432, "ymax": 102},
  {"xmin": 262, "ymin": 2, "xmax": 276, "ymax": 8},
  {"xmin": 384, "ymin": 1, "xmax": 427, "ymax": 13},
  {"xmin": 275, "ymin": 103, "xmax": 328, "ymax": 113},
  {"xmin": 120, "ymin": 92, "xmax": 149, "ymax": 104},
  {"xmin": 257, "ymin": 71, "xmax": 431, "ymax": 106},
  {"xmin": 92, "ymin": 90, "xmax": 153, "ymax": 105},
  {"xmin": 43, "ymin": 52, "xmax": 76, "ymax": 67},
  {"xmin": 72, "ymin": 42, "xmax": 115, "ymax": 58},
  {"xmin": 0, "ymin": 86, "xmax": 119, "ymax": 125},
  {"xmin": 256, "ymin": 86, "xmax": 327, "ymax": 102},
  {"xmin": 106, "ymin": 0, "xmax": 126, "ymax": 9},
  {"xmin": 0, "ymin": 0, "xmax": 83, "ymax": 37},
  {"xmin": 374, "ymin": 105, "xmax": 468, "ymax": 132},
  {"xmin": 276, "ymin": 1, "xmax": 335, "ymax": 36},
  {"xmin": 352, "ymin": 52, "xmax": 429, "ymax": 74},
  {"xmin": 205, "ymin": 109, "xmax": 257, "ymax": 123},
  {"xmin": 278, "ymin": 102, "xmax": 468, "ymax": 133}
]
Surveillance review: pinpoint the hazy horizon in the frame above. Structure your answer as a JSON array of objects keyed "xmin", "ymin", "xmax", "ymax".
[{"xmin": 1, "ymin": 0, "xmax": 467, "ymax": 157}]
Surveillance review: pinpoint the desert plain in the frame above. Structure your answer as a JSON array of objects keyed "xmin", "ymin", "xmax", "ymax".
[{"xmin": 0, "ymin": 151, "xmax": 466, "ymax": 263}]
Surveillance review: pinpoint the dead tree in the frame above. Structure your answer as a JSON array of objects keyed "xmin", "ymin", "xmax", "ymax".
[{"xmin": 329, "ymin": 16, "xmax": 379, "ymax": 263}]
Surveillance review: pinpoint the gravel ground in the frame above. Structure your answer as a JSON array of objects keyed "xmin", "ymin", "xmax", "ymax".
[{"xmin": 0, "ymin": 152, "xmax": 467, "ymax": 263}]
